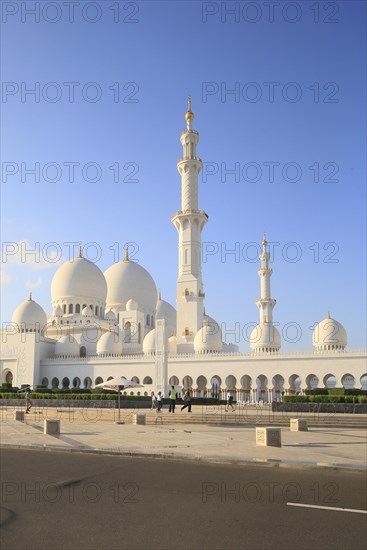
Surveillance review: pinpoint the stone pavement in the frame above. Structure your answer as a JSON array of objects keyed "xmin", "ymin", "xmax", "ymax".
[{"xmin": 1, "ymin": 408, "xmax": 366, "ymax": 471}]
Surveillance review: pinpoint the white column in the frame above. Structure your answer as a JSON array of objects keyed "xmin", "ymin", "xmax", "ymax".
[{"xmin": 154, "ymin": 319, "xmax": 168, "ymax": 394}]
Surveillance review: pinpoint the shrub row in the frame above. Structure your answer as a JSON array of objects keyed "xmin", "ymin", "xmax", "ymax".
[
  {"xmin": 284, "ymin": 395, "xmax": 367, "ymax": 403},
  {"xmin": 304, "ymin": 388, "xmax": 367, "ymax": 396}
]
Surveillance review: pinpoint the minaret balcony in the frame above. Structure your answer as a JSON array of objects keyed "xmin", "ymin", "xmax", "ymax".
[
  {"xmin": 177, "ymin": 156, "xmax": 202, "ymax": 163},
  {"xmin": 171, "ymin": 209, "xmax": 209, "ymax": 221}
]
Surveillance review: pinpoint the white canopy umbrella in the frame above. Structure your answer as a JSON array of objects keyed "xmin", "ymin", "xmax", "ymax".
[{"xmin": 95, "ymin": 376, "xmax": 143, "ymax": 423}]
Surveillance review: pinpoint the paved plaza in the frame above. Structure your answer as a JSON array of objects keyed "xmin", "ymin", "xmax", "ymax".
[{"xmin": 1, "ymin": 406, "xmax": 366, "ymax": 471}]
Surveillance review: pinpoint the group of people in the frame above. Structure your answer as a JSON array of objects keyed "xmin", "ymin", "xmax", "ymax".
[{"xmin": 150, "ymin": 386, "xmax": 192, "ymax": 413}]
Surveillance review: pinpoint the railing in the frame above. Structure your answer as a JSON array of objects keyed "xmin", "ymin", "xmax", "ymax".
[{"xmin": 39, "ymin": 348, "xmax": 367, "ymax": 365}]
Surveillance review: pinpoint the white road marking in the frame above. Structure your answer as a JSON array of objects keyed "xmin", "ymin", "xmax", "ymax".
[{"xmin": 287, "ymin": 502, "xmax": 367, "ymax": 514}]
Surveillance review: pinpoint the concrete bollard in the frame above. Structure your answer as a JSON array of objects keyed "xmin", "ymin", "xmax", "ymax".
[
  {"xmin": 44, "ymin": 419, "xmax": 60, "ymax": 435},
  {"xmin": 132, "ymin": 414, "xmax": 146, "ymax": 425},
  {"xmin": 256, "ymin": 427, "xmax": 281, "ymax": 447},
  {"xmin": 14, "ymin": 411, "xmax": 25, "ymax": 421},
  {"xmin": 290, "ymin": 418, "xmax": 308, "ymax": 432}
]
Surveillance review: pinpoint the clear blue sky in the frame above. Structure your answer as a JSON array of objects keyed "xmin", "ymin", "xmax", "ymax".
[{"xmin": 1, "ymin": 0, "xmax": 366, "ymax": 350}]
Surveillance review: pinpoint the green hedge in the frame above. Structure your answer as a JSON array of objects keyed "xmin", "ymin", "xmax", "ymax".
[
  {"xmin": 304, "ymin": 388, "xmax": 328, "ymax": 395},
  {"xmin": 284, "ymin": 395, "xmax": 365, "ymax": 404}
]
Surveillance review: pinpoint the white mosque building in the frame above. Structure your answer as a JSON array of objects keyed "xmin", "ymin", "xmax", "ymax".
[{"xmin": 1, "ymin": 100, "xmax": 366, "ymax": 401}]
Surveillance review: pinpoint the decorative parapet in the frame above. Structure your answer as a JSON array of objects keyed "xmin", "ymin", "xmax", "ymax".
[
  {"xmin": 171, "ymin": 209, "xmax": 209, "ymax": 221},
  {"xmin": 38, "ymin": 348, "xmax": 367, "ymax": 364}
]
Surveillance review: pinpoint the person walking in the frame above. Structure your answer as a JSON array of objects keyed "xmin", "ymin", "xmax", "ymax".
[
  {"xmin": 151, "ymin": 391, "xmax": 157, "ymax": 411},
  {"xmin": 168, "ymin": 385, "xmax": 177, "ymax": 413},
  {"xmin": 25, "ymin": 389, "xmax": 32, "ymax": 414},
  {"xmin": 181, "ymin": 388, "xmax": 192, "ymax": 412},
  {"xmin": 156, "ymin": 391, "xmax": 163, "ymax": 412},
  {"xmin": 225, "ymin": 390, "xmax": 235, "ymax": 412}
]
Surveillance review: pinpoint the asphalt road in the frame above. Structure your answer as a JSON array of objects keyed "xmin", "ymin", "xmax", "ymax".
[{"xmin": 0, "ymin": 449, "xmax": 366, "ymax": 550}]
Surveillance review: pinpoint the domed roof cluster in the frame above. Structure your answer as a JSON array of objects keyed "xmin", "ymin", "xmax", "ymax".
[
  {"xmin": 250, "ymin": 322, "xmax": 281, "ymax": 353},
  {"xmin": 12, "ymin": 294, "xmax": 47, "ymax": 331},
  {"xmin": 156, "ymin": 293, "xmax": 176, "ymax": 336},
  {"xmin": 104, "ymin": 255, "xmax": 157, "ymax": 313},
  {"xmin": 143, "ymin": 328, "xmax": 169, "ymax": 355},
  {"xmin": 96, "ymin": 331, "xmax": 123, "ymax": 355},
  {"xmin": 51, "ymin": 253, "xmax": 107, "ymax": 304},
  {"xmin": 55, "ymin": 335, "xmax": 79, "ymax": 356},
  {"xmin": 312, "ymin": 313, "xmax": 347, "ymax": 352},
  {"xmin": 194, "ymin": 313, "xmax": 222, "ymax": 353}
]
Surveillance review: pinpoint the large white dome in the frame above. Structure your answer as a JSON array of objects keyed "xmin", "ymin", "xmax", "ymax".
[
  {"xmin": 313, "ymin": 314, "xmax": 347, "ymax": 351},
  {"xmin": 96, "ymin": 331, "xmax": 123, "ymax": 355},
  {"xmin": 250, "ymin": 323, "xmax": 281, "ymax": 353},
  {"xmin": 156, "ymin": 296, "xmax": 176, "ymax": 336},
  {"xmin": 12, "ymin": 295, "xmax": 47, "ymax": 330},
  {"xmin": 55, "ymin": 335, "xmax": 79, "ymax": 356},
  {"xmin": 194, "ymin": 317, "xmax": 222, "ymax": 353},
  {"xmin": 104, "ymin": 259, "xmax": 157, "ymax": 312},
  {"xmin": 51, "ymin": 255, "xmax": 107, "ymax": 304}
]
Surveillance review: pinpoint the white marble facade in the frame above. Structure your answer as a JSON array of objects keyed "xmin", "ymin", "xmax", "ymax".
[{"xmin": 1, "ymin": 100, "xmax": 366, "ymax": 397}]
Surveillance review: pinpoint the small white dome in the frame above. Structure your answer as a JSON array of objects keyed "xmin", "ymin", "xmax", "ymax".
[
  {"xmin": 96, "ymin": 331, "xmax": 122, "ymax": 355},
  {"xmin": 51, "ymin": 255, "xmax": 107, "ymax": 304},
  {"xmin": 55, "ymin": 335, "xmax": 79, "ymax": 356},
  {"xmin": 168, "ymin": 334, "xmax": 177, "ymax": 354},
  {"xmin": 82, "ymin": 306, "xmax": 94, "ymax": 317},
  {"xmin": 143, "ymin": 329, "xmax": 156, "ymax": 354},
  {"xmin": 126, "ymin": 298, "xmax": 138, "ymax": 311},
  {"xmin": 194, "ymin": 317, "xmax": 222, "ymax": 353},
  {"xmin": 105, "ymin": 310, "xmax": 116, "ymax": 321},
  {"xmin": 12, "ymin": 295, "xmax": 47, "ymax": 330},
  {"xmin": 312, "ymin": 314, "xmax": 347, "ymax": 351},
  {"xmin": 156, "ymin": 297, "xmax": 176, "ymax": 336},
  {"xmin": 250, "ymin": 323, "xmax": 281, "ymax": 353},
  {"xmin": 104, "ymin": 259, "xmax": 157, "ymax": 312}
]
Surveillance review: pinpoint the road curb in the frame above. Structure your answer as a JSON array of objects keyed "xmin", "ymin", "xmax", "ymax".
[{"xmin": 1, "ymin": 442, "xmax": 366, "ymax": 473}]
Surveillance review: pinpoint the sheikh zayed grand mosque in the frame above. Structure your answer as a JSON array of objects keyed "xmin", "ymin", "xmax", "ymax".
[{"xmin": 1, "ymin": 100, "xmax": 366, "ymax": 400}]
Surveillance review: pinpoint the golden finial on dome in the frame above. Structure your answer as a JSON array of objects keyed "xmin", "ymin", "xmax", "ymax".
[
  {"xmin": 262, "ymin": 232, "xmax": 267, "ymax": 248},
  {"xmin": 185, "ymin": 96, "xmax": 194, "ymax": 129},
  {"xmin": 327, "ymin": 310, "xmax": 331, "ymax": 319},
  {"xmin": 78, "ymin": 242, "xmax": 83, "ymax": 258},
  {"xmin": 124, "ymin": 244, "xmax": 129, "ymax": 262},
  {"xmin": 29, "ymin": 292, "xmax": 32, "ymax": 301},
  {"xmin": 203, "ymin": 306, "xmax": 207, "ymax": 316}
]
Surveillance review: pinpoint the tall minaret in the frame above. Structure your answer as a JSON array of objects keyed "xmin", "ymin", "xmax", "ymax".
[
  {"xmin": 171, "ymin": 98, "xmax": 208, "ymax": 353},
  {"xmin": 250, "ymin": 234, "xmax": 281, "ymax": 353},
  {"xmin": 256, "ymin": 234, "xmax": 276, "ymax": 323}
]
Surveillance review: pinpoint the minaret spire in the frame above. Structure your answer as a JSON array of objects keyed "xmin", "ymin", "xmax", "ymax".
[
  {"xmin": 256, "ymin": 234, "xmax": 277, "ymax": 325},
  {"xmin": 185, "ymin": 96, "xmax": 194, "ymax": 131},
  {"xmin": 172, "ymin": 98, "xmax": 208, "ymax": 353},
  {"xmin": 251, "ymin": 234, "xmax": 281, "ymax": 353}
]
